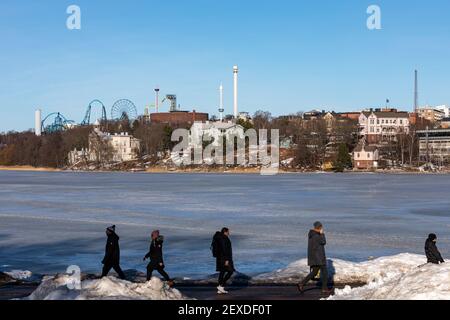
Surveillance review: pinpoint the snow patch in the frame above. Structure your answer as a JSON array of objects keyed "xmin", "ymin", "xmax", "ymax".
[
  {"xmin": 255, "ymin": 253, "xmax": 450, "ymax": 300},
  {"xmin": 330, "ymin": 262, "xmax": 450, "ymax": 300},
  {"xmin": 5, "ymin": 270, "xmax": 32, "ymax": 280},
  {"xmin": 254, "ymin": 253, "xmax": 426, "ymax": 285},
  {"xmin": 25, "ymin": 275, "xmax": 189, "ymax": 300}
]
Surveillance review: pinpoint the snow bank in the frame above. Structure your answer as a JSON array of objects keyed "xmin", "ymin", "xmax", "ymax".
[
  {"xmin": 253, "ymin": 253, "xmax": 426, "ymax": 285},
  {"xmin": 330, "ymin": 262, "xmax": 450, "ymax": 300},
  {"xmin": 255, "ymin": 253, "xmax": 450, "ymax": 300},
  {"xmin": 26, "ymin": 275, "xmax": 189, "ymax": 300},
  {"xmin": 4, "ymin": 270, "xmax": 32, "ymax": 280}
]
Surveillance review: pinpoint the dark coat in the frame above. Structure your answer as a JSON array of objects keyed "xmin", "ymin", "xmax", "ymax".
[
  {"xmin": 425, "ymin": 239, "xmax": 444, "ymax": 264},
  {"xmin": 307, "ymin": 230, "xmax": 327, "ymax": 267},
  {"xmin": 145, "ymin": 236, "xmax": 165, "ymax": 268},
  {"xmin": 216, "ymin": 234, "xmax": 235, "ymax": 272},
  {"xmin": 102, "ymin": 232, "xmax": 121, "ymax": 265}
]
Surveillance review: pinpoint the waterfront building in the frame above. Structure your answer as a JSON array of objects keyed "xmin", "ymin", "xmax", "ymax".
[
  {"xmin": 68, "ymin": 129, "xmax": 141, "ymax": 165},
  {"xmin": 352, "ymin": 142, "xmax": 379, "ymax": 170},
  {"xmin": 358, "ymin": 109, "xmax": 410, "ymax": 144},
  {"xmin": 190, "ymin": 121, "xmax": 245, "ymax": 149},
  {"xmin": 417, "ymin": 129, "xmax": 450, "ymax": 165}
]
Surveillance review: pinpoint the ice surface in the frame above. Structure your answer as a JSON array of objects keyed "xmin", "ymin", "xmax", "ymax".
[
  {"xmin": 25, "ymin": 275, "xmax": 188, "ymax": 300},
  {"xmin": 1, "ymin": 171, "xmax": 450, "ymax": 278}
]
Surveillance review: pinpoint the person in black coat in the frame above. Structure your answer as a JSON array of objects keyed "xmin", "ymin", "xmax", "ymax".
[
  {"xmin": 143, "ymin": 230, "xmax": 173, "ymax": 285},
  {"xmin": 425, "ymin": 233, "xmax": 445, "ymax": 264},
  {"xmin": 298, "ymin": 222, "xmax": 330, "ymax": 294},
  {"xmin": 101, "ymin": 225, "xmax": 126, "ymax": 279},
  {"xmin": 215, "ymin": 228, "xmax": 235, "ymax": 294}
]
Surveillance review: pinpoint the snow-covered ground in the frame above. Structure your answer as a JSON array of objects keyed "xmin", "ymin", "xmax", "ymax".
[
  {"xmin": 254, "ymin": 253, "xmax": 426, "ymax": 284},
  {"xmin": 256, "ymin": 253, "xmax": 450, "ymax": 300},
  {"xmin": 4, "ymin": 270, "xmax": 32, "ymax": 280},
  {"xmin": 330, "ymin": 261, "xmax": 450, "ymax": 300},
  {"xmin": 9, "ymin": 253, "xmax": 450, "ymax": 300},
  {"xmin": 25, "ymin": 275, "xmax": 188, "ymax": 300}
]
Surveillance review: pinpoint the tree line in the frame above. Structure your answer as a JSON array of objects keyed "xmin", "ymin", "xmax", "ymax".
[{"xmin": 0, "ymin": 111, "xmax": 426, "ymax": 169}]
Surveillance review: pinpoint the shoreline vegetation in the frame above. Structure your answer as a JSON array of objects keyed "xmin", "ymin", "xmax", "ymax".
[{"xmin": 0, "ymin": 165, "xmax": 448, "ymax": 174}]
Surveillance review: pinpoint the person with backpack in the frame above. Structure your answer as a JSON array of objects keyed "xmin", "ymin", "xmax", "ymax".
[
  {"xmin": 211, "ymin": 227, "xmax": 235, "ymax": 295},
  {"xmin": 101, "ymin": 225, "xmax": 126, "ymax": 280},
  {"xmin": 297, "ymin": 221, "xmax": 331, "ymax": 295},
  {"xmin": 143, "ymin": 230, "xmax": 173, "ymax": 286},
  {"xmin": 425, "ymin": 233, "xmax": 445, "ymax": 264}
]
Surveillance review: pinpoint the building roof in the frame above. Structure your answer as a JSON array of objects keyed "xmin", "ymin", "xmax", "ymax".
[
  {"xmin": 353, "ymin": 144, "xmax": 378, "ymax": 153},
  {"xmin": 361, "ymin": 111, "xmax": 409, "ymax": 119}
]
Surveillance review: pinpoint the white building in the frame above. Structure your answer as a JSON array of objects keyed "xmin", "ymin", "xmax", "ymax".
[
  {"xmin": 417, "ymin": 106, "xmax": 446, "ymax": 123},
  {"xmin": 352, "ymin": 142, "xmax": 379, "ymax": 170},
  {"xmin": 417, "ymin": 129, "xmax": 450, "ymax": 165},
  {"xmin": 434, "ymin": 105, "xmax": 450, "ymax": 118},
  {"xmin": 359, "ymin": 109, "xmax": 410, "ymax": 144},
  {"xmin": 68, "ymin": 129, "xmax": 141, "ymax": 165},
  {"xmin": 190, "ymin": 121, "xmax": 245, "ymax": 148}
]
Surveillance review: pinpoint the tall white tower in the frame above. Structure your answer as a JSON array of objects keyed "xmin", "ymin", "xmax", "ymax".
[
  {"xmin": 35, "ymin": 109, "xmax": 42, "ymax": 136},
  {"xmin": 233, "ymin": 65, "xmax": 239, "ymax": 119},
  {"xmin": 414, "ymin": 70, "xmax": 419, "ymax": 113},
  {"xmin": 219, "ymin": 83, "xmax": 224, "ymax": 122}
]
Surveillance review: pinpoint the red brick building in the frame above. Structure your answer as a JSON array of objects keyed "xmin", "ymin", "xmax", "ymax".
[{"xmin": 150, "ymin": 111, "xmax": 209, "ymax": 126}]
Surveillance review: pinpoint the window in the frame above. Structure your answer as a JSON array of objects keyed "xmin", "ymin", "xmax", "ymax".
[{"xmin": 367, "ymin": 153, "xmax": 371, "ymax": 158}]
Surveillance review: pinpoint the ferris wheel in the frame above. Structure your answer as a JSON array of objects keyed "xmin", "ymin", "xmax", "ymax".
[{"xmin": 111, "ymin": 99, "xmax": 138, "ymax": 121}]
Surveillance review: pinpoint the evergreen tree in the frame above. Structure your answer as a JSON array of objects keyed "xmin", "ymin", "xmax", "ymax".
[{"xmin": 334, "ymin": 143, "xmax": 352, "ymax": 172}]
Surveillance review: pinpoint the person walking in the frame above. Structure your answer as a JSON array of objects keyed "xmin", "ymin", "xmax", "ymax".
[
  {"xmin": 297, "ymin": 221, "xmax": 331, "ymax": 295},
  {"xmin": 143, "ymin": 230, "xmax": 173, "ymax": 286},
  {"xmin": 101, "ymin": 225, "xmax": 126, "ymax": 280},
  {"xmin": 425, "ymin": 233, "xmax": 445, "ymax": 264},
  {"xmin": 212, "ymin": 228, "xmax": 235, "ymax": 295}
]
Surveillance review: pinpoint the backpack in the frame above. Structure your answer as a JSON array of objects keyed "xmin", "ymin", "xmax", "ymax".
[{"xmin": 211, "ymin": 232, "xmax": 222, "ymax": 258}]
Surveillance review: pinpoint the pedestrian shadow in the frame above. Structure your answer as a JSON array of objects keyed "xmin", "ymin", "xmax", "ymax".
[
  {"xmin": 229, "ymin": 272, "xmax": 252, "ymax": 288},
  {"xmin": 310, "ymin": 260, "xmax": 336, "ymax": 290},
  {"xmin": 327, "ymin": 259, "xmax": 336, "ymax": 289}
]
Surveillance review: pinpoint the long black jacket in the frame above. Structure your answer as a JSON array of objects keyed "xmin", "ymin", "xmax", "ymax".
[
  {"xmin": 102, "ymin": 232, "xmax": 121, "ymax": 265},
  {"xmin": 307, "ymin": 230, "xmax": 327, "ymax": 267},
  {"xmin": 145, "ymin": 236, "xmax": 165, "ymax": 265},
  {"xmin": 216, "ymin": 234, "xmax": 234, "ymax": 272},
  {"xmin": 425, "ymin": 239, "xmax": 445, "ymax": 264}
]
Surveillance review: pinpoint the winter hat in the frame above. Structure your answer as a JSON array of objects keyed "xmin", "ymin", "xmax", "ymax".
[
  {"xmin": 313, "ymin": 221, "xmax": 323, "ymax": 229},
  {"xmin": 151, "ymin": 230, "xmax": 160, "ymax": 238},
  {"xmin": 107, "ymin": 225, "xmax": 116, "ymax": 233},
  {"xmin": 428, "ymin": 233, "xmax": 437, "ymax": 241}
]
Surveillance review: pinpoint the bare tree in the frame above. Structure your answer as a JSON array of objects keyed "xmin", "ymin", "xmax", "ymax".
[{"xmin": 89, "ymin": 132, "xmax": 114, "ymax": 165}]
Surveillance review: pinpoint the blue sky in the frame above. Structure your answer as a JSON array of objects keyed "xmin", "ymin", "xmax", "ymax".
[{"xmin": 1, "ymin": 0, "xmax": 450, "ymax": 132}]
